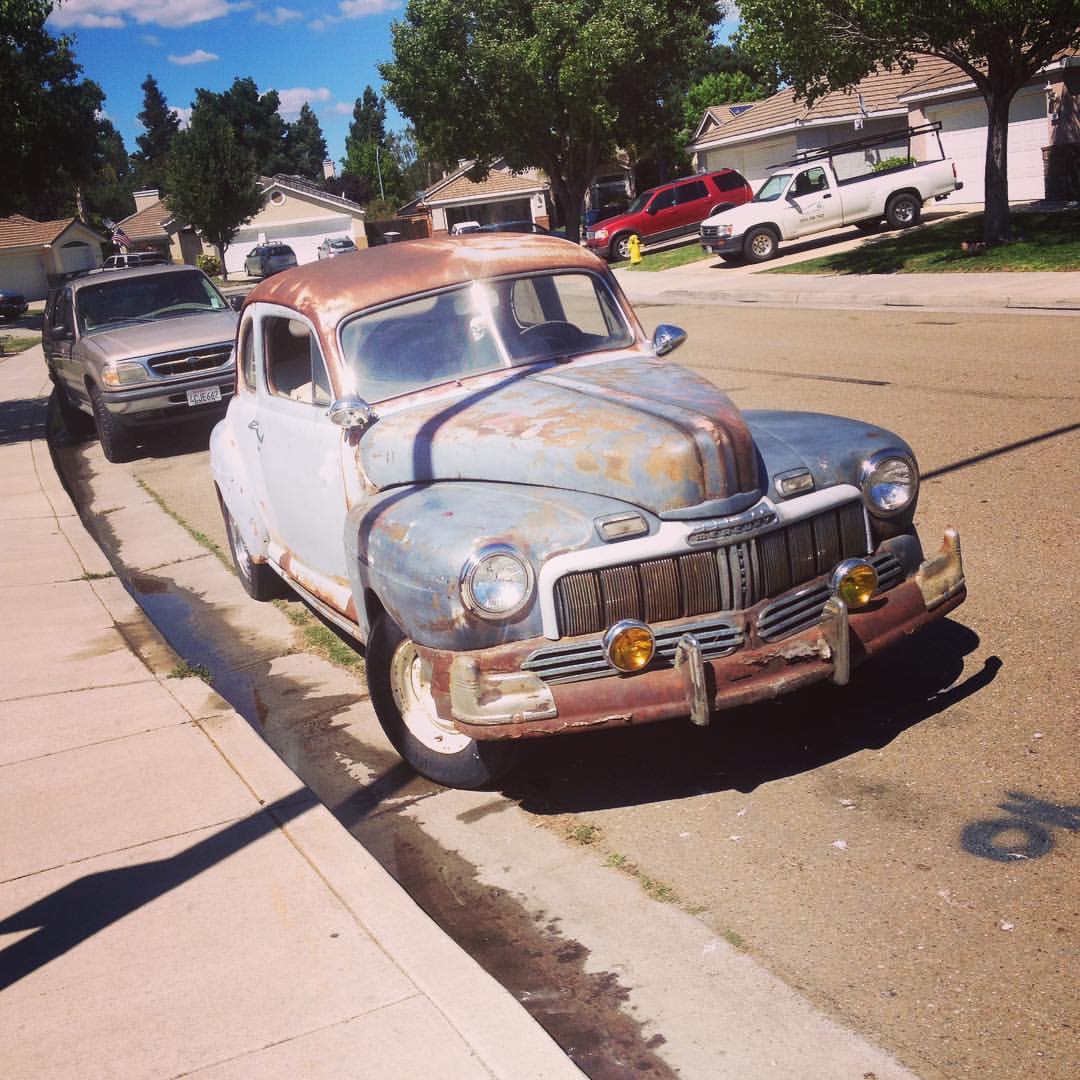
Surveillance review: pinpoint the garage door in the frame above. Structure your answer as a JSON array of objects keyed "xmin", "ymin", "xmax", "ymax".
[
  {"xmin": 927, "ymin": 89, "xmax": 1048, "ymax": 203},
  {"xmin": 706, "ymin": 138, "xmax": 793, "ymax": 192},
  {"xmin": 226, "ymin": 215, "xmax": 356, "ymax": 276}
]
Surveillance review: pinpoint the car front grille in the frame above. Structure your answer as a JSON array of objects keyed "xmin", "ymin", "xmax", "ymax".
[
  {"xmin": 552, "ymin": 501, "xmax": 869, "ymax": 637},
  {"xmin": 523, "ymin": 617, "xmax": 744, "ymax": 684},
  {"xmin": 700, "ymin": 225, "xmax": 719, "ymax": 239},
  {"xmin": 147, "ymin": 346, "xmax": 232, "ymax": 377}
]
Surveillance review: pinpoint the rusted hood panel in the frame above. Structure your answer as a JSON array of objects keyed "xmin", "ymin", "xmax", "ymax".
[{"xmin": 359, "ymin": 357, "xmax": 758, "ymax": 515}]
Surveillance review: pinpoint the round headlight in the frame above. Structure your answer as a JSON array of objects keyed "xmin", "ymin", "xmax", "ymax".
[
  {"xmin": 860, "ymin": 449, "xmax": 918, "ymax": 515},
  {"xmin": 602, "ymin": 620, "xmax": 655, "ymax": 672},
  {"xmin": 830, "ymin": 559, "xmax": 878, "ymax": 609},
  {"xmin": 461, "ymin": 545, "xmax": 533, "ymax": 620}
]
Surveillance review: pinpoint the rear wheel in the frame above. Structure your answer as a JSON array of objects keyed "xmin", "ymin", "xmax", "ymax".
[
  {"xmin": 89, "ymin": 383, "xmax": 135, "ymax": 463},
  {"xmin": 743, "ymin": 225, "xmax": 779, "ymax": 263},
  {"xmin": 885, "ymin": 193, "xmax": 921, "ymax": 229},
  {"xmin": 368, "ymin": 613, "xmax": 515, "ymax": 789}
]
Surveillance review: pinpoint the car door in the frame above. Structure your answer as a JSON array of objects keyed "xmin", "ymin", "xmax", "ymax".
[
  {"xmin": 671, "ymin": 178, "xmax": 712, "ymax": 236},
  {"xmin": 249, "ymin": 306, "xmax": 353, "ymax": 614},
  {"xmin": 642, "ymin": 186, "xmax": 678, "ymax": 240},
  {"xmin": 43, "ymin": 286, "xmax": 81, "ymax": 402},
  {"xmin": 787, "ymin": 166, "xmax": 844, "ymax": 235}
]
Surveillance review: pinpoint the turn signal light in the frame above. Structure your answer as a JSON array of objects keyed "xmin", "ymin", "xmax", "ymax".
[
  {"xmin": 830, "ymin": 559, "xmax": 878, "ymax": 609},
  {"xmin": 602, "ymin": 620, "xmax": 655, "ymax": 672}
]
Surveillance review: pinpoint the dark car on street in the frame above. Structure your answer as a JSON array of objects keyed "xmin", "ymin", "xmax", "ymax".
[{"xmin": 0, "ymin": 288, "xmax": 29, "ymax": 320}]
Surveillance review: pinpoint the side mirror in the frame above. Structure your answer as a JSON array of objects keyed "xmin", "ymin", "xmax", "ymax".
[
  {"xmin": 328, "ymin": 395, "xmax": 377, "ymax": 433},
  {"xmin": 228, "ymin": 295, "xmax": 244, "ymax": 311},
  {"xmin": 652, "ymin": 324, "xmax": 687, "ymax": 357}
]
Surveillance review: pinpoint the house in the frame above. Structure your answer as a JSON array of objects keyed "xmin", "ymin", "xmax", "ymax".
[
  {"xmin": 688, "ymin": 52, "xmax": 1080, "ymax": 204},
  {"xmin": 119, "ymin": 175, "xmax": 368, "ymax": 277},
  {"xmin": 0, "ymin": 215, "xmax": 106, "ymax": 302},
  {"xmin": 402, "ymin": 160, "xmax": 551, "ymax": 234}
]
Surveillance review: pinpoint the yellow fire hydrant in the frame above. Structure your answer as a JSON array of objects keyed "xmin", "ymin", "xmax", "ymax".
[{"xmin": 628, "ymin": 234, "xmax": 642, "ymax": 264}]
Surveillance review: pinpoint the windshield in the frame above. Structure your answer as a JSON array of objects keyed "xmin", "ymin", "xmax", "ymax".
[
  {"xmin": 338, "ymin": 271, "xmax": 634, "ymax": 402},
  {"xmin": 76, "ymin": 271, "xmax": 228, "ymax": 332},
  {"xmin": 753, "ymin": 173, "xmax": 792, "ymax": 202}
]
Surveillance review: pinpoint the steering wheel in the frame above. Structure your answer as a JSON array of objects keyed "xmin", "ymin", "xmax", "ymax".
[{"xmin": 518, "ymin": 320, "xmax": 585, "ymax": 351}]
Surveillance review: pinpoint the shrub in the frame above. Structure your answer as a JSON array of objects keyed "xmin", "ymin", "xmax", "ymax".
[
  {"xmin": 197, "ymin": 253, "xmax": 222, "ymax": 277},
  {"xmin": 872, "ymin": 156, "xmax": 915, "ymax": 172}
]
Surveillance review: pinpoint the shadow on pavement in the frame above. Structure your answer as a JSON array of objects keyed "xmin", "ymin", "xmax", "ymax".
[{"xmin": 0, "ymin": 792, "xmax": 315, "ymax": 991}]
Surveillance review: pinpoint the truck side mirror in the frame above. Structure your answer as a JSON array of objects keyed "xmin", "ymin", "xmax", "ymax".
[
  {"xmin": 328, "ymin": 395, "xmax": 377, "ymax": 433},
  {"xmin": 652, "ymin": 325, "xmax": 687, "ymax": 357}
]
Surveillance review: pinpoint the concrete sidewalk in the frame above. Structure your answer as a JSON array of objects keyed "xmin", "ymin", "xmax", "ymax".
[
  {"xmin": 0, "ymin": 349, "xmax": 581, "ymax": 1078},
  {"xmin": 613, "ymin": 234, "xmax": 1080, "ymax": 315}
]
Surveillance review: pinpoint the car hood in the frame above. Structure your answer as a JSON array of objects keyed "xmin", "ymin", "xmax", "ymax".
[
  {"xmin": 359, "ymin": 356, "xmax": 761, "ymax": 517},
  {"xmin": 81, "ymin": 309, "xmax": 237, "ymax": 362},
  {"xmin": 704, "ymin": 201, "xmax": 778, "ymax": 230}
]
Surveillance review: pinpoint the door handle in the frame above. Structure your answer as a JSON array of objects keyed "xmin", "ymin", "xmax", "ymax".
[
  {"xmin": 247, "ymin": 418, "xmax": 263, "ymax": 443},
  {"xmin": 823, "ymin": 193, "xmax": 833, "ymax": 198}
]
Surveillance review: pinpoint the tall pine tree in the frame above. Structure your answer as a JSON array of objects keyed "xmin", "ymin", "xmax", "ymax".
[{"xmin": 131, "ymin": 74, "xmax": 180, "ymax": 195}]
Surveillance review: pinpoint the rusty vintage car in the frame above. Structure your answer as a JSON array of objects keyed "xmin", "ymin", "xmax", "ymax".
[{"xmin": 209, "ymin": 236, "xmax": 966, "ymax": 787}]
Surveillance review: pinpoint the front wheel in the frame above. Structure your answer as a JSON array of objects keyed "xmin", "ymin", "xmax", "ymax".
[
  {"xmin": 743, "ymin": 226, "xmax": 779, "ymax": 263},
  {"xmin": 611, "ymin": 232, "xmax": 638, "ymax": 261},
  {"xmin": 885, "ymin": 193, "xmax": 921, "ymax": 229},
  {"xmin": 89, "ymin": 383, "xmax": 136, "ymax": 463},
  {"xmin": 367, "ymin": 614, "xmax": 515, "ymax": 789}
]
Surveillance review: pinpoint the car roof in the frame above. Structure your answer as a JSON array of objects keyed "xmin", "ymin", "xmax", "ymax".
[
  {"xmin": 69, "ymin": 264, "xmax": 206, "ymax": 290},
  {"xmin": 244, "ymin": 235, "xmax": 611, "ymax": 330}
]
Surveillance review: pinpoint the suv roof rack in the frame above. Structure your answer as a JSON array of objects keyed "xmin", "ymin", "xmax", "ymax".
[{"xmin": 773, "ymin": 122, "xmax": 946, "ymax": 169}]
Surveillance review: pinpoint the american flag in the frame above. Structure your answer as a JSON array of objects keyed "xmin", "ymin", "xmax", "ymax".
[{"xmin": 104, "ymin": 219, "xmax": 133, "ymax": 249}]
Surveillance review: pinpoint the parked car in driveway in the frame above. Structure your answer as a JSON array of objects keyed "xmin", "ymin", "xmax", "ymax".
[
  {"xmin": 210, "ymin": 235, "xmax": 966, "ymax": 788},
  {"xmin": 585, "ymin": 169, "xmax": 753, "ymax": 260},
  {"xmin": 42, "ymin": 265, "xmax": 237, "ymax": 462},
  {"xmin": 479, "ymin": 220, "xmax": 550, "ymax": 235},
  {"xmin": 244, "ymin": 243, "xmax": 298, "ymax": 277},
  {"xmin": 0, "ymin": 288, "xmax": 29, "ymax": 320},
  {"xmin": 317, "ymin": 236, "xmax": 358, "ymax": 259},
  {"xmin": 103, "ymin": 252, "xmax": 167, "ymax": 270}
]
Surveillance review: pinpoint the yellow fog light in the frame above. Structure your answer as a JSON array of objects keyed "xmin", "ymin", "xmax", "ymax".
[
  {"xmin": 602, "ymin": 620, "xmax": 655, "ymax": 672},
  {"xmin": 830, "ymin": 559, "xmax": 878, "ymax": 609}
]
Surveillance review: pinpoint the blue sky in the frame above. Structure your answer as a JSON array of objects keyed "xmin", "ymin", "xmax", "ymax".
[{"xmin": 48, "ymin": 1, "xmax": 738, "ymax": 170}]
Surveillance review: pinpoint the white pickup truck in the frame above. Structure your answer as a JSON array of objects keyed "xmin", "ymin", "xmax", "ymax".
[{"xmin": 700, "ymin": 123, "xmax": 963, "ymax": 263}]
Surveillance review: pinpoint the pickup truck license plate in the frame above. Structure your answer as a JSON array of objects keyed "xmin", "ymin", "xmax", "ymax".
[{"xmin": 187, "ymin": 386, "xmax": 222, "ymax": 407}]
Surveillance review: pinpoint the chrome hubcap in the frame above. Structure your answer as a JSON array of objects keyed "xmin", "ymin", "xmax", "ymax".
[{"xmin": 390, "ymin": 640, "xmax": 472, "ymax": 754}]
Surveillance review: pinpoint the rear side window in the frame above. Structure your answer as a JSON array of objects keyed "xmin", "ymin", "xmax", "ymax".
[
  {"xmin": 238, "ymin": 320, "xmax": 255, "ymax": 392},
  {"xmin": 675, "ymin": 180, "xmax": 709, "ymax": 204},
  {"xmin": 714, "ymin": 171, "xmax": 749, "ymax": 192}
]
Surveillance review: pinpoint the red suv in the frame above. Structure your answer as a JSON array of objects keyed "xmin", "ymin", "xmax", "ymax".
[{"xmin": 584, "ymin": 169, "xmax": 752, "ymax": 260}]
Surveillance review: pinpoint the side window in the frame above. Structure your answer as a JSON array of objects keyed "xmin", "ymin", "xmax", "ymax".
[
  {"xmin": 649, "ymin": 188, "xmax": 676, "ymax": 213},
  {"xmin": 264, "ymin": 316, "xmax": 325, "ymax": 405},
  {"xmin": 238, "ymin": 319, "xmax": 256, "ymax": 392},
  {"xmin": 807, "ymin": 167, "xmax": 828, "ymax": 191},
  {"xmin": 51, "ymin": 288, "xmax": 74, "ymax": 333},
  {"xmin": 675, "ymin": 180, "xmax": 709, "ymax": 205},
  {"xmin": 716, "ymin": 171, "xmax": 748, "ymax": 192}
]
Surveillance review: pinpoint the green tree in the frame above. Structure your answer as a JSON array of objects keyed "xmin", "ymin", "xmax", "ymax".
[
  {"xmin": 735, "ymin": 1, "xmax": 1080, "ymax": 244},
  {"xmin": 681, "ymin": 72, "xmax": 769, "ymax": 135},
  {"xmin": 166, "ymin": 109, "xmax": 263, "ymax": 279},
  {"xmin": 130, "ymin": 74, "xmax": 180, "ymax": 194},
  {"xmin": 194, "ymin": 77, "xmax": 290, "ymax": 177},
  {"xmin": 1, "ymin": 0, "xmax": 103, "ymax": 217},
  {"xmin": 283, "ymin": 103, "xmax": 328, "ymax": 180},
  {"xmin": 381, "ymin": 0, "xmax": 721, "ymax": 242},
  {"xmin": 343, "ymin": 86, "xmax": 406, "ymax": 204},
  {"xmin": 83, "ymin": 117, "xmax": 135, "ymax": 226}
]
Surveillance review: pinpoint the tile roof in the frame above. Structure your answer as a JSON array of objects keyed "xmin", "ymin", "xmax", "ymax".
[
  {"xmin": 421, "ymin": 161, "xmax": 547, "ymax": 206},
  {"xmin": 690, "ymin": 57, "xmax": 958, "ymax": 150},
  {"xmin": 0, "ymin": 214, "xmax": 92, "ymax": 249},
  {"xmin": 119, "ymin": 199, "xmax": 173, "ymax": 240},
  {"xmin": 263, "ymin": 174, "xmax": 366, "ymax": 214}
]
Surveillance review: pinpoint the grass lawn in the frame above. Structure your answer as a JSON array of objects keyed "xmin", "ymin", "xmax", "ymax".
[
  {"xmin": 768, "ymin": 208, "xmax": 1080, "ymax": 274},
  {"xmin": 622, "ymin": 241, "xmax": 715, "ymax": 272},
  {"xmin": 0, "ymin": 334, "xmax": 40, "ymax": 356}
]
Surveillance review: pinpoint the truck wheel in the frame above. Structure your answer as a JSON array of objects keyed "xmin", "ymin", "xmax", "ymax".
[
  {"xmin": 220, "ymin": 496, "xmax": 286, "ymax": 601},
  {"xmin": 743, "ymin": 226, "xmax": 779, "ymax": 263},
  {"xmin": 885, "ymin": 193, "xmax": 921, "ymax": 229},
  {"xmin": 368, "ymin": 613, "xmax": 515, "ymax": 789},
  {"xmin": 611, "ymin": 233, "xmax": 637, "ymax": 262},
  {"xmin": 89, "ymin": 383, "xmax": 136, "ymax": 463}
]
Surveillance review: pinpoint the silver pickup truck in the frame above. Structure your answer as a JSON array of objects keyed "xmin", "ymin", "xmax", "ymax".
[
  {"xmin": 43, "ymin": 265, "xmax": 237, "ymax": 462},
  {"xmin": 701, "ymin": 123, "xmax": 963, "ymax": 263}
]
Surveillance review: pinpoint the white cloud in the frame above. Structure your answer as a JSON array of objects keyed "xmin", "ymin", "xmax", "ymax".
[
  {"xmin": 172, "ymin": 106, "xmax": 193, "ymax": 129},
  {"xmin": 331, "ymin": 101, "xmax": 354, "ymax": 115},
  {"xmin": 275, "ymin": 86, "xmax": 333, "ymax": 117},
  {"xmin": 169, "ymin": 49, "xmax": 220, "ymax": 65},
  {"xmin": 141, "ymin": 33, "xmax": 162, "ymax": 44},
  {"xmin": 49, "ymin": 1, "xmax": 240, "ymax": 30},
  {"xmin": 310, "ymin": 0, "xmax": 398, "ymax": 31},
  {"xmin": 255, "ymin": 5, "xmax": 302, "ymax": 24}
]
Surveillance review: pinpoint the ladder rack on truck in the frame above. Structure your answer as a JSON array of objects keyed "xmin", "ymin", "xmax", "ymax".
[{"xmin": 772, "ymin": 122, "xmax": 948, "ymax": 170}]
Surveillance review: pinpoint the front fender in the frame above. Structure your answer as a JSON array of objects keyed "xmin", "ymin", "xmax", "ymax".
[{"xmin": 345, "ymin": 481, "xmax": 659, "ymax": 652}]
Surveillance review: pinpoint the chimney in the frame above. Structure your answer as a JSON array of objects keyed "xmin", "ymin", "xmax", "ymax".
[
  {"xmin": 323, "ymin": 159, "xmax": 336, "ymax": 180},
  {"xmin": 133, "ymin": 188, "xmax": 161, "ymax": 213}
]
